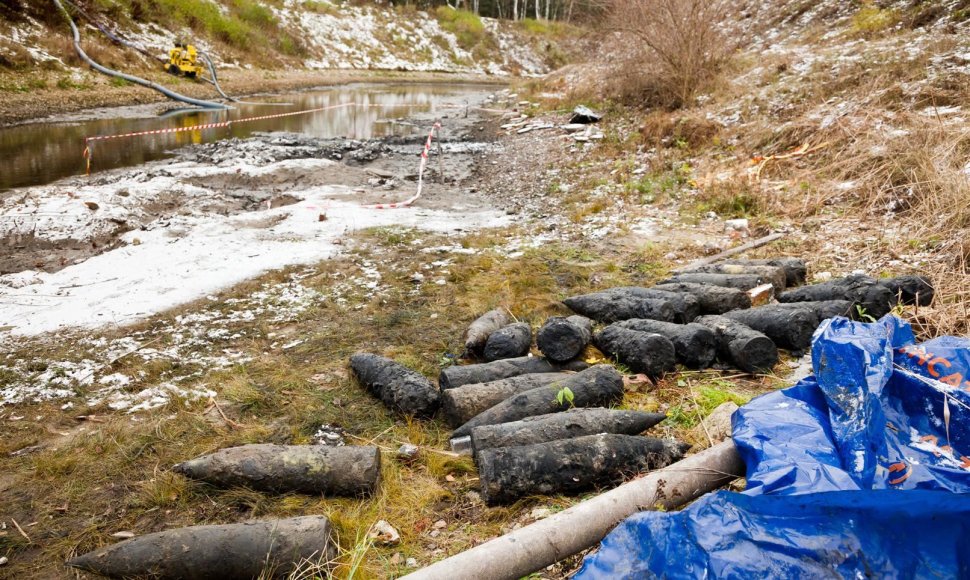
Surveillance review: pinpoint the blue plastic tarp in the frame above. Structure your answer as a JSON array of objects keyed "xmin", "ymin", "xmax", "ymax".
[
  {"xmin": 574, "ymin": 490, "xmax": 970, "ymax": 579},
  {"xmin": 576, "ymin": 316, "xmax": 970, "ymax": 579}
]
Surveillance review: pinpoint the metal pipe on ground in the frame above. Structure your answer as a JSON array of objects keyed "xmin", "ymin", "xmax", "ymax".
[{"xmin": 400, "ymin": 441, "xmax": 745, "ymax": 580}]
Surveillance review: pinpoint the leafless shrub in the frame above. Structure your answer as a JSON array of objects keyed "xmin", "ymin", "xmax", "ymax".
[{"xmin": 604, "ymin": 0, "xmax": 740, "ymax": 109}]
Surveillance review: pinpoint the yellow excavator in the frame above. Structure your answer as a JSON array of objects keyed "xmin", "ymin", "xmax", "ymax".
[{"xmin": 165, "ymin": 43, "xmax": 204, "ymax": 78}]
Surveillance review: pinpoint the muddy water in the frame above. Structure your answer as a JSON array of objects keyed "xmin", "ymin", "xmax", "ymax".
[{"xmin": 0, "ymin": 82, "xmax": 495, "ymax": 191}]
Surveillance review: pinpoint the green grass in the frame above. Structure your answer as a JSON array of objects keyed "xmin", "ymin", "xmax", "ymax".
[
  {"xmin": 304, "ymin": 0, "xmax": 340, "ymax": 15},
  {"xmin": 666, "ymin": 380, "xmax": 750, "ymax": 429},
  {"xmin": 434, "ymin": 7, "xmax": 486, "ymax": 52},
  {"xmin": 851, "ymin": 3, "xmax": 898, "ymax": 36},
  {"xmin": 516, "ymin": 18, "xmax": 568, "ymax": 37},
  {"xmin": 0, "ymin": 225, "xmax": 773, "ymax": 578}
]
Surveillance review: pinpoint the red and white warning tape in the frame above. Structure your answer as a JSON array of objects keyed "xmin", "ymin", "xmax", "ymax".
[
  {"xmin": 82, "ymin": 102, "xmax": 362, "ymax": 174},
  {"xmin": 81, "ymin": 101, "xmax": 509, "ymax": 173},
  {"xmin": 362, "ymin": 121, "xmax": 441, "ymax": 210},
  {"xmin": 82, "ymin": 103, "xmax": 444, "ymax": 210}
]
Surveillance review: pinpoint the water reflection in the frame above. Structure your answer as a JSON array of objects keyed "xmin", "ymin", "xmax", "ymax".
[{"xmin": 0, "ymin": 83, "xmax": 490, "ymax": 191}]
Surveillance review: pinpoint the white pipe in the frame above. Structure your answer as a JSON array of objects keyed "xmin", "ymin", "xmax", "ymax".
[{"xmin": 401, "ymin": 440, "xmax": 744, "ymax": 580}]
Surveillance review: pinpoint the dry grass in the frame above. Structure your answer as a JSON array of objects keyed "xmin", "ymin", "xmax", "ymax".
[{"xmin": 0, "ymin": 225, "xmax": 767, "ymax": 578}]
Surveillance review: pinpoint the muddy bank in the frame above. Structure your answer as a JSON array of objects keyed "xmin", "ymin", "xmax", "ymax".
[
  {"xmin": 0, "ymin": 69, "xmax": 501, "ymax": 126},
  {"xmin": 0, "ymin": 87, "xmax": 515, "ymax": 336}
]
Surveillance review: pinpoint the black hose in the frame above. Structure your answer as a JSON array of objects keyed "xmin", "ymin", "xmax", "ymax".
[{"xmin": 53, "ymin": 0, "xmax": 227, "ymax": 110}]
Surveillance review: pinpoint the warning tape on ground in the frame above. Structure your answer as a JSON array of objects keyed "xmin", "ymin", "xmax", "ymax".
[
  {"xmin": 81, "ymin": 101, "xmax": 513, "ymax": 173},
  {"xmin": 362, "ymin": 122, "xmax": 441, "ymax": 210},
  {"xmin": 82, "ymin": 103, "xmax": 449, "ymax": 210},
  {"xmin": 82, "ymin": 102, "xmax": 360, "ymax": 174}
]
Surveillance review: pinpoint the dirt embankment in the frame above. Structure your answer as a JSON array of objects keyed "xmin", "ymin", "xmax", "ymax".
[{"xmin": 0, "ymin": 69, "xmax": 501, "ymax": 126}]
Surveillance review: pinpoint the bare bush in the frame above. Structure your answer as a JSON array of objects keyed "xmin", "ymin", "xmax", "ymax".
[{"xmin": 605, "ymin": 0, "xmax": 739, "ymax": 109}]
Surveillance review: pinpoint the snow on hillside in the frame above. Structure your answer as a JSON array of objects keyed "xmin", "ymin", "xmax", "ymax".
[{"xmin": 0, "ymin": 0, "xmax": 552, "ymax": 76}]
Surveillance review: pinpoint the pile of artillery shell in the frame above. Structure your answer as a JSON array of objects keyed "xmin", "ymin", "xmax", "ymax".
[
  {"xmin": 469, "ymin": 408, "xmax": 666, "ymax": 453},
  {"xmin": 442, "ymin": 373, "xmax": 571, "ymax": 427},
  {"xmin": 653, "ymin": 282, "xmax": 752, "ymax": 314},
  {"xmin": 562, "ymin": 289, "xmax": 677, "ymax": 323},
  {"xmin": 694, "ymin": 315, "xmax": 779, "ymax": 373},
  {"xmin": 593, "ymin": 325, "xmax": 677, "ymax": 377},
  {"xmin": 452, "ymin": 365, "xmax": 625, "ymax": 438},
  {"xmin": 778, "ymin": 274, "xmax": 895, "ymax": 319},
  {"xmin": 439, "ymin": 356, "xmax": 588, "ymax": 390},
  {"xmin": 614, "ymin": 319, "xmax": 717, "ymax": 369},
  {"xmin": 464, "ymin": 308, "xmax": 512, "ymax": 355},
  {"xmin": 722, "ymin": 305, "xmax": 818, "ymax": 351}
]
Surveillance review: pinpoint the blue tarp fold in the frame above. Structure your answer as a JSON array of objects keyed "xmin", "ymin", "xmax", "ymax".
[{"xmin": 576, "ymin": 316, "xmax": 970, "ymax": 578}]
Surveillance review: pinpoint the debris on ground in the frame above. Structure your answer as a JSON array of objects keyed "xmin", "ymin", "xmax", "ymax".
[{"xmin": 569, "ymin": 105, "xmax": 602, "ymax": 125}]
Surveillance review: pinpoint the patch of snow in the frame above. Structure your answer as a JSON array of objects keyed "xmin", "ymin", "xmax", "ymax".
[{"xmin": 0, "ymin": 154, "xmax": 510, "ymax": 336}]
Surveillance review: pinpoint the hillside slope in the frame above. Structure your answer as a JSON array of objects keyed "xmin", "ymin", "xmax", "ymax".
[{"xmin": 0, "ymin": 0, "xmax": 570, "ymax": 122}]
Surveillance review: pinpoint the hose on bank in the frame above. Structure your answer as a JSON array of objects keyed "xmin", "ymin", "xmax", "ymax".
[
  {"xmin": 53, "ymin": 0, "xmax": 228, "ymax": 110},
  {"xmin": 61, "ymin": 0, "xmax": 160, "ymax": 63},
  {"xmin": 61, "ymin": 0, "xmax": 290, "ymax": 108},
  {"xmin": 198, "ymin": 51, "xmax": 292, "ymax": 107}
]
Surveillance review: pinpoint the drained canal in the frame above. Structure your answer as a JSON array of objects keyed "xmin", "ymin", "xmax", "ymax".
[{"xmin": 0, "ymin": 82, "xmax": 498, "ymax": 191}]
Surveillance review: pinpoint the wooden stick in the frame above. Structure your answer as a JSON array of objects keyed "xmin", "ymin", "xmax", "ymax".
[
  {"xmin": 672, "ymin": 233, "xmax": 785, "ymax": 273},
  {"xmin": 11, "ymin": 518, "xmax": 31, "ymax": 543},
  {"xmin": 345, "ymin": 433, "xmax": 461, "ymax": 459},
  {"xmin": 209, "ymin": 398, "xmax": 243, "ymax": 429}
]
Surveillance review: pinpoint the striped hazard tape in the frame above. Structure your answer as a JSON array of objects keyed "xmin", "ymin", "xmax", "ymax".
[
  {"xmin": 82, "ymin": 101, "xmax": 445, "ymax": 210},
  {"xmin": 82, "ymin": 102, "xmax": 360, "ymax": 174},
  {"xmin": 363, "ymin": 122, "xmax": 441, "ymax": 210}
]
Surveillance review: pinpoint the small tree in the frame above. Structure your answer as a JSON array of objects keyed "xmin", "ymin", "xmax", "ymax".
[{"xmin": 606, "ymin": 0, "xmax": 737, "ymax": 109}]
